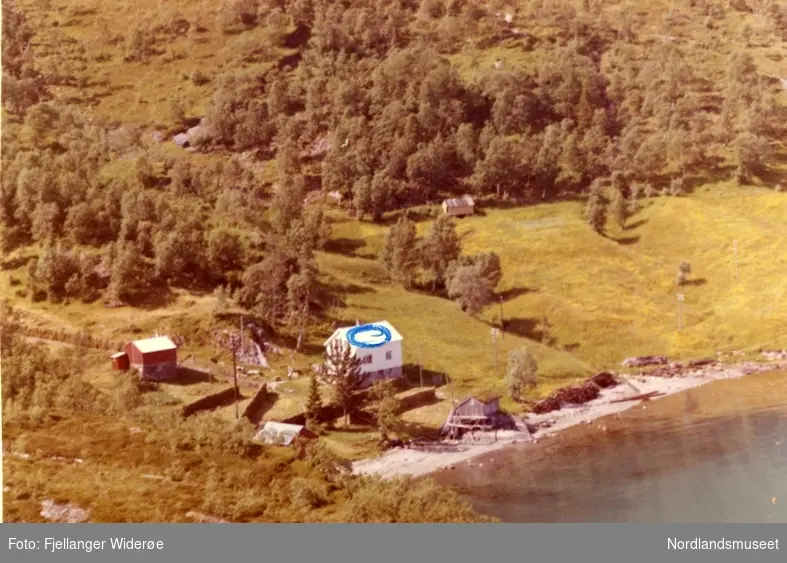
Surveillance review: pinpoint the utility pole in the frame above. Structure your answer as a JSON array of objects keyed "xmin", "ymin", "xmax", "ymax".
[
  {"xmin": 677, "ymin": 292, "xmax": 685, "ymax": 331},
  {"xmin": 499, "ymin": 297, "xmax": 504, "ymax": 339},
  {"xmin": 232, "ymin": 344, "xmax": 238, "ymax": 420},
  {"xmin": 240, "ymin": 315, "xmax": 244, "ymax": 355},
  {"xmin": 416, "ymin": 340, "xmax": 424, "ymax": 388},
  {"xmin": 491, "ymin": 327, "xmax": 499, "ymax": 380},
  {"xmin": 733, "ymin": 240, "xmax": 738, "ymax": 280},
  {"xmin": 221, "ymin": 330, "xmax": 241, "ymax": 420}
]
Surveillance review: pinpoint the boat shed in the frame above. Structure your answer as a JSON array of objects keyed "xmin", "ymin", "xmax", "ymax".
[{"xmin": 441, "ymin": 396, "xmax": 501, "ymax": 438}]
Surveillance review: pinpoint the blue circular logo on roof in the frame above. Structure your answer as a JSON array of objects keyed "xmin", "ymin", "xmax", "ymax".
[{"xmin": 346, "ymin": 324, "xmax": 392, "ymax": 349}]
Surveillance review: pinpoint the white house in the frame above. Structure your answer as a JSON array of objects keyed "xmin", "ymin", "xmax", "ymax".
[{"xmin": 323, "ymin": 320, "xmax": 404, "ymax": 387}]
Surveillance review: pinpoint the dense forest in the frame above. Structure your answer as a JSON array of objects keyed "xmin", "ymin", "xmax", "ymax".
[{"xmin": 3, "ymin": 0, "xmax": 785, "ymax": 328}]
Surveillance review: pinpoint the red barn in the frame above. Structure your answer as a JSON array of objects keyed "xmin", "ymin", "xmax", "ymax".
[{"xmin": 124, "ymin": 336, "xmax": 178, "ymax": 381}]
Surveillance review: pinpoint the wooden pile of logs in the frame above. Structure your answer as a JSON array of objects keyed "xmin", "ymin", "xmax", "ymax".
[
  {"xmin": 532, "ymin": 379, "xmax": 606, "ymax": 414},
  {"xmin": 589, "ymin": 371, "xmax": 618, "ymax": 388},
  {"xmin": 532, "ymin": 396, "xmax": 560, "ymax": 414},
  {"xmin": 554, "ymin": 382, "xmax": 600, "ymax": 404}
]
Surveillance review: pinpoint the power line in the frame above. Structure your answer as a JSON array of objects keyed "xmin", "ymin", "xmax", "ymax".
[
  {"xmin": 733, "ymin": 239, "xmax": 739, "ymax": 280},
  {"xmin": 491, "ymin": 327, "xmax": 499, "ymax": 380},
  {"xmin": 677, "ymin": 292, "xmax": 685, "ymax": 331}
]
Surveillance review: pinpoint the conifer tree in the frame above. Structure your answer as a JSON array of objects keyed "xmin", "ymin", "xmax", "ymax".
[
  {"xmin": 320, "ymin": 339, "xmax": 364, "ymax": 426},
  {"xmin": 305, "ymin": 370, "xmax": 322, "ymax": 427}
]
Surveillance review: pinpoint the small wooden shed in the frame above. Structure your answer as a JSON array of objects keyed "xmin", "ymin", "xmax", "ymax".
[
  {"xmin": 111, "ymin": 351, "xmax": 130, "ymax": 371},
  {"xmin": 442, "ymin": 195, "xmax": 475, "ymax": 217}
]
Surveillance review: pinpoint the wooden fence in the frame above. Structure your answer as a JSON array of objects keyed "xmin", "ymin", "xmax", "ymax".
[
  {"xmin": 21, "ymin": 325, "xmax": 123, "ymax": 351},
  {"xmin": 241, "ymin": 383, "xmax": 270, "ymax": 423},
  {"xmin": 182, "ymin": 387, "xmax": 239, "ymax": 417}
]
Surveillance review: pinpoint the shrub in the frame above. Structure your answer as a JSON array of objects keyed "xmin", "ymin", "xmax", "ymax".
[
  {"xmin": 190, "ymin": 69, "xmax": 210, "ymax": 86},
  {"xmin": 289, "ymin": 478, "xmax": 327, "ymax": 510}
]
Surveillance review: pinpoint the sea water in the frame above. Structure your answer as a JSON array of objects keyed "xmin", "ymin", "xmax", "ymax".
[{"xmin": 435, "ymin": 372, "xmax": 787, "ymax": 522}]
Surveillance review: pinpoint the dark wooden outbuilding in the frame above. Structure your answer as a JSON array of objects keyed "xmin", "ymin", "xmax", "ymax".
[
  {"xmin": 123, "ymin": 336, "xmax": 178, "ymax": 381},
  {"xmin": 111, "ymin": 351, "xmax": 129, "ymax": 371},
  {"xmin": 441, "ymin": 395, "xmax": 501, "ymax": 438}
]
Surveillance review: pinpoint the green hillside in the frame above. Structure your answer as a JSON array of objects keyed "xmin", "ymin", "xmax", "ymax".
[{"xmin": 2, "ymin": 0, "xmax": 787, "ymax": 521}]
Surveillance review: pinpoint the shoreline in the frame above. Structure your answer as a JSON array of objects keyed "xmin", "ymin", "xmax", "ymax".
[{"xmin": 351, "ymin": 361, "xmax": 787, "ymax": 480}]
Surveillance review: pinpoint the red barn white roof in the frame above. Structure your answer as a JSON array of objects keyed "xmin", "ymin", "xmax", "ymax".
[{"xmin": 132, "ymin": 336, "xmax": 177, "ymax": 354}]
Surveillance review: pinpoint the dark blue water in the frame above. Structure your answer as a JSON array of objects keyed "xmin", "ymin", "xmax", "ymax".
[{"xmin": 435, "ymin": 378, "xmax": 787, "ymax": 522}]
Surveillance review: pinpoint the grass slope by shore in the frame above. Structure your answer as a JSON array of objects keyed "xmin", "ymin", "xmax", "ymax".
[{"xmin": 3, "ymin": 186, "xmax": 787, "ymax": 460}]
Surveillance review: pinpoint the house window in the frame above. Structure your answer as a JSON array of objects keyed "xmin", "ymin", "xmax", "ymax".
[
  {"xmin": 363, "ymin": 355, "xmax": 373, "ymax": 364},
  {"xmin": 385, "ymin": 351, "xmax": 392, "ymax": 360}
]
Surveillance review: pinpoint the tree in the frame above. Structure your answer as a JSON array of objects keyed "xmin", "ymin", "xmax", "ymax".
[
  {"xmin": 320, "ymin": 339, "xmax": 364, "ymax": 426},
  {"xmin": 446, "ymin": 263, "xmax": 492, "ymax": 315},
  {"xmin": 628, "ymin": 183, "xmax": 642, "ymax": 215},
  {"xmin": 212, "ymin": 285, "xmax": 231, "ymax": 318},
  {"xmin": 241, "ymin": 247, "xmax": 297, "ymax": 325},
  {"xmin": 472, "ymin": 252, "xmax": 502, "ymax": 290},
  {"xmin": 676, "ymin": 260, "xmax": 691, "ymax": 286},
  {"xmin": 506, "ymin": 347, "xmax": 538, "ymax": 402},
  {"xmin": 669, "ymin": 176, "xmax": 685, "ymax": 197},
  {"xmin": 535, "ymin": 124, "xmax": 564, "ymax": 200},
  {"xmin": 305, "ymin": 370, "xmax": 322, "ymax": 427},
  {"xmin": 379, "ymin": 215, "xmax": 418, "ymax": 288},
  {"xmin": 108, "ymin": 242, "xmax": 154, "ymax": 303},
  {"xmin": 420, "ymin": 215, "xmax": 461, "ymax": 290},
  {"xmin": 470, "ymin": 136, "xmax": 531, "ymax": 200},
  {"xmin": 610, "ymin": 188, "xmax": 629, "ymax": 229},
  {"xmin": 154, "ymin": 219, "xmax": 208, "ymax": 287},
  {"xmin": 287, "ymin": 261, "xmax": 316, "ymax": 351},
  {"xmin": 32, "ymin": 243, "xmax": 79, "ymax": 302},
  {"xmin": 270, "ymin": 175, "xmax": 305, "ymax": 235},
  {"xmin": 370, "ymin": 380, "xmax": 401, "ymax": 443},
  {"xmin": 584, "ymin": 183, "xmax": 608, "ymax": 235},
  {"xmin": 734, "ymin": 131, "xmax": 770, "ymax": 184},
  {"xmin": 208, "ymin": 228, "xmax": 245, "ymax": 281},
  {"xmin": 169, "ymin": 98, "xmax": 186, "ymax": 127}
]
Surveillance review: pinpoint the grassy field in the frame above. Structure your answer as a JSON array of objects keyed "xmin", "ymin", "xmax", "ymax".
[
  {"xmin": 4, "ymin": 185, "xmax": 785, "ymax": 420},
  {"xmin": 323, "ymin": 183, "xmax": 787, "ymax": 380}
]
